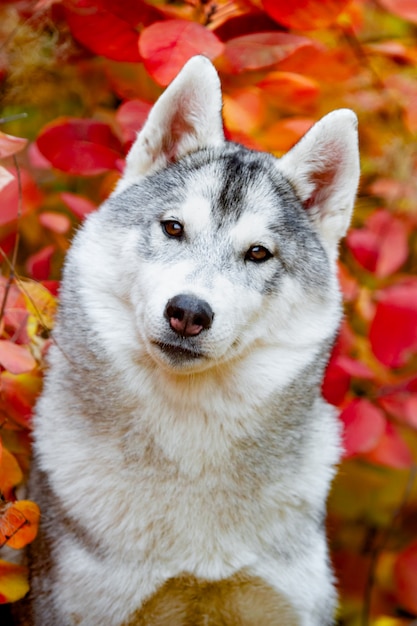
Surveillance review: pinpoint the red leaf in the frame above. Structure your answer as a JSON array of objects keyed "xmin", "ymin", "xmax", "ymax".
[
  {"xmin": 214, "ymin": 12, "xmax": 282, "ymax": 41},
  {"xmin": 337, "ymin": 356, "xmax": 374, "ymax": 379},
  {"xmin": 395, "ymin": 540, "xmax": 417, "ymax": 614},
  {"xmin": 93, "ymin": 0, "xmax": 160, "ymax": 26},
  {"xmin": 0, "ymin": 168, "xmax": 43, "ymax": 226},
  {"xmin": 222, "ymin": 32, "xmax": 315, "ymax": 73},
  {"xmin": 36, "ymin": 118, "xmax": 123, "ymax": 176},
  {"xmin": 28, "ymin": 141, "xmax": 52, "ymax": 169},
  {"xmin": 340, "ymin": 398, "xmax": 386, "ymax": 458},
  {"xmin": 63, "ymin": 0, "xmax": 141, "ymax": 62},
  {"xmin": 262, "ymin": 0, "xmax": 351, "ymax": 30},
  {"xmin": 26, "ymin": 245, "xmax": 55, "ymax": 281},
  {"xmin": 39, "ymin": 211, "xmax": 71, "ymax": 234},
  {"xmin": 0, "ymin": 131, "xmax": 27, "ymax": 159},
  {"xmin": 378, "ymin": 392, "xmax": 417, "ymax": 429},
  {"xmin": 0, "ymin": 166, "xmax": 14, "ymax": 193},
  {"xmin": 346, "ymin": 210, "xmax": 409, "ymax": 278},
  {"xmin": 61, "ymin": 192, "xmax": 97, "ymax": 220},
  {"xmin": 139, "ymin": 20, "xmax": 224, "ymax": 86},
  {"xmin": 378, "ymin": 0, "xmax": 417, "ymax": 25},
  {"xmin": 322, "ymin": 355, "xmax": 351, "ymax": 406},
  {"xmin": 369, "ymin": 281, "xmax": 417, "ymax": 368},
  {"xmin": 364, "ymin": 421, "xmax": 413, "ymax": 469},
  {"xmin": 116, "ymin": 100, "xmax": 152, "ymax": 146},
  {"xmin": 367, "ymin": 178, "xmax": 408, "ymax": 204},
  {"xmin": 0, "ymin": 342, "xmax": 36, "ymax": 375}
]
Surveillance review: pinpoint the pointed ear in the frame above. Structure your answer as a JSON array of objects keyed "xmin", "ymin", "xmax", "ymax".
[
  {"xmin": 277, "ymin": 109, "xmax": 360, "ymax": 258},
  {"xmin": 116, "ymin": 56, "xmax": 225, "ymax": 193}
]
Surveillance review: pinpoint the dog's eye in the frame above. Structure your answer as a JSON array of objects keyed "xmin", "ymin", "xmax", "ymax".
[
  {"xmin": 162, "ymin": 220, "xmax": 184, "ymax": 239},
  {"xmin": 245, "ymin": 245, "xmax": 273, "ymax": 263}
]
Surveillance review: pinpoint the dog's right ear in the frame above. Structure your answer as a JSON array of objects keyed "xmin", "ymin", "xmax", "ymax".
[{"xmin": 115, "ymin": 56, "xmax": 224, "ymax": 193}]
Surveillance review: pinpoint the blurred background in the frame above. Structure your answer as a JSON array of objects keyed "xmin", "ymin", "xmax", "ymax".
[{"xmin": 0, "ymin": 1, "xmax": 417, "ymax": 624}]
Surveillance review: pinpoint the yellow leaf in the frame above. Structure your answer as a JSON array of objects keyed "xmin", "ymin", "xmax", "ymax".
[
  {"xmin": 373, "ymin": 618, "xmax": 410, "ymax": 626},
  {"xmin": 0, "ymin": 559, "xmax": 29, "ymax": 603},
  {"xmin": 18, "ymin": 279, "xmax": 57, "ymax": 332}
]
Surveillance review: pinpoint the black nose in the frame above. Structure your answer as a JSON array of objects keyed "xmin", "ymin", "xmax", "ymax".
[{"xmin": 164, "ymin": 294, "xmax": 214, "ymax": 337}]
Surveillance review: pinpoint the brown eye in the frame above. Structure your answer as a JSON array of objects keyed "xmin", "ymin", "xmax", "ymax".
[
  {"xmin": 245, "ymin": 245, "xmax": 272, "ymax": 263},
  {"xmin": 162, "ymin": 220, "xmax": 184, "ymax": 238}
]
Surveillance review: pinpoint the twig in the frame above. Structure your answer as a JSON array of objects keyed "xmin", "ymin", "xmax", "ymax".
[
  {"xmin": 0, "ymin": 112, "xmax": 28, "ymax": 124},
  {"xmin": 0, "ymin": 155, "xmax": 22, "ymax": 324}
]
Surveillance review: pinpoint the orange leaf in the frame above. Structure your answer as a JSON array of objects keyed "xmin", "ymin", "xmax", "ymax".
[
  {"xmin": 223, "ymin": 89, "xmax": 266, "ymax": 134},
  {"xmin": 260, "ymin": 117, "xmax": 314, "ymax": 153},
  {"xmin": 0, "ymin": 445, "xmax": 23, "ymax": 499},
  {"xmin": 139, "ymin": 20, "xmax": 224, "ymax": 86},
  {"xmin": 0, "ymin": 131, "xmax": 27, "ymax": 159},
  {"xmin": 257, "ymin": 71, "xmax": 319, "ymax": 113},
  {"xmin": 262, "ymin": 0, "xmax": 351, "ymax": 30},
  {"xmin": 0, "ymin": 500, "xmax": 40, "ymax": 549},
  {"xmin": 0, "ymin": 341, "xmax": 36, "ymax": 375},
  {"xmin": 0, "ymin": 559, "xmax": 29, "ymax": 603}
]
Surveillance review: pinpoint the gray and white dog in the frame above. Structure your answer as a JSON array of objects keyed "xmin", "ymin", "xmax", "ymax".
[{"xmin": 26, "ymin": 56, "xmax": 359, "ymax": 625}]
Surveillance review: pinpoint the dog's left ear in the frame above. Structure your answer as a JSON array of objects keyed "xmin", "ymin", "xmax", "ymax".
[
  {"xmin": 116, "ymin": 56, "xmax": 224, "ymax": 192},
  {"xmin": 277, "ymin": 109, "xmax": 360, "ymax": 258}
]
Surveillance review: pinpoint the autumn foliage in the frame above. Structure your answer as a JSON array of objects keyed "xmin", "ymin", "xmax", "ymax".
[{"xmin": 0, "ymin": 0, "xmax": 417, "ymax": 623}]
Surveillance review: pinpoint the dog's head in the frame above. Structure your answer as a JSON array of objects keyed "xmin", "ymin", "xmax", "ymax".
[{"xmin": 80, "ymin": 57, "xmax": 359, "ymax": 376}]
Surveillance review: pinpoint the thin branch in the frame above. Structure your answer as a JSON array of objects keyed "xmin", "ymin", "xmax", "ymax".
[
  {"xmin": 0, "ymin": 112, "xmax": 28, "ymax": 125},
  {"xmin": 0, "ymin": 155, "xmax": 22, "ymax": 324}
]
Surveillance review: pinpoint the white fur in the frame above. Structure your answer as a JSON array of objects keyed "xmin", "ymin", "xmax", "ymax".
[
  {"xmin": 278, "ymin": 109, "xmax": 360, "ymax": 258},
  {"xmin": 31, "ymin": 56, "xmax": 359, "ymax": 626},
  {"xmin": 115, "ymin": 56, "xmax": 224, "ymax": 194}
]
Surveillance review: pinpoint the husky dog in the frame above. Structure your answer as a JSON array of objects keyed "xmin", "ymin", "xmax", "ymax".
[{"xmin": 26, "ymin": 56, "xmax": 359, "ymax": 625}]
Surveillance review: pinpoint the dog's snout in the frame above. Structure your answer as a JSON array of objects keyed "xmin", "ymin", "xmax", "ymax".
[{"xmin": 165, "ymin": 294, "xmax": 214, "ymax": 337}]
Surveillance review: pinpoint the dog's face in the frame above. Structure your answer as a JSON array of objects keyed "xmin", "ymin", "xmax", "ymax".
[
  {"xmin": 78, "ymin": 56, "xmax": 359, "ymax": 375},
  {"xmin": 105, "ymin": 146, "xmax": 339, "ymax": 374}
]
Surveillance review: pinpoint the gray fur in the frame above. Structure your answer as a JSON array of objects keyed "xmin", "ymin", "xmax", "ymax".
[{"xmin": 24, "ymin": 56, "xmax": 359, "ymax": 625}]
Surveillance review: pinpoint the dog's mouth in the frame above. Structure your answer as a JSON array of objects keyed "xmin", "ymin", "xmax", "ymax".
[{"xmin": 153, "ymin": 341, "xmax": 205, "ymax": 362}]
